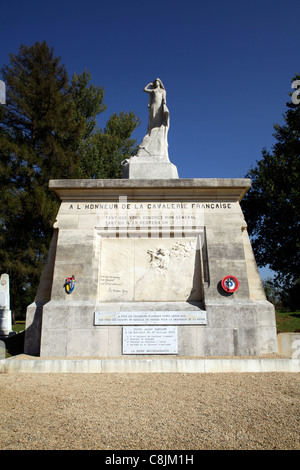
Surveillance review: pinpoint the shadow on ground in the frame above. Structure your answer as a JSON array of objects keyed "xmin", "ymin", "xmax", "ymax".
[{"xmin": 4, "ymin": 331, "xmax": 25, "ymax": 357}]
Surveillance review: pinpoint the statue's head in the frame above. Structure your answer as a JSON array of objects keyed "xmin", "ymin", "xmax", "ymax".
[{"xmin": 152, "ymin": 78, "xmax": 165, "ymax": 90}]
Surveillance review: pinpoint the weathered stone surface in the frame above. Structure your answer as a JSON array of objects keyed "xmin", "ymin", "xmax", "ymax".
[
  {"xmin": 99, "ymin": 237, "xmax": 201, "ymax": 302},
  {"xmin": 277, "ymin": 333, "xmax": 300, "ymax": 357},
  {"xmin": 25, "ymin": 177, "xmax": 277, "ymax": 358},
  {"xmin": 48, "ymin": 177, "xmax": 251, "ymax": 193},
  {"xmin": 122, "ymin": 156, "xmax": 179, "ymax": 179}
]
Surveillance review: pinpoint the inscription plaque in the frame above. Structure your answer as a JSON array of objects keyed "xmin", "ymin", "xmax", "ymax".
[
  {"xmin": 94, "ymin": 310, "xmax": 207, "ymax": 325},
  {"xmin": 123, "ymin": 326, "xmax": 178, "ymax": 354}
]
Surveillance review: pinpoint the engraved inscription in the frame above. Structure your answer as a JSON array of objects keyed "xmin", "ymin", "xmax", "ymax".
[
  {"xmin": 94, "ymin": 310, "xmax": 207, "ymax": 325},
  {"xmin": 123, "ymin": 326, "xmax": 178, "ymax": 354},
  {"xmin": 100, "ymin": 275, "xmax": 122, "ymax": 286}
]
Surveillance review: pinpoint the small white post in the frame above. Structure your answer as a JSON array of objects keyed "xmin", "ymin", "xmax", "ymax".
[{"xmin": 0, "ymin": 274, "xmax": 13, "ymax": 338}]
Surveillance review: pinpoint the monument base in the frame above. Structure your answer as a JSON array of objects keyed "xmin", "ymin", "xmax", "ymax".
[
  {"xmin": 24, "ymin": 178, "xmax": 278, "ymax": 358},
  {"xmin": 28, "ymin": 300, "xmax": 277, "ymax": 358}
]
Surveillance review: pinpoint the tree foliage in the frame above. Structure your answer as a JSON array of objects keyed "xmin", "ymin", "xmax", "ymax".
[
  {"xmin": 78, "ymin": 111, "xmax": 140, "ymax": 179},
  {"xmin": 0, "ymin": 41, "xmax": 140, "ymax": 318},
  {"xmin": 241, "ymin": 74, "xmax": 300, "ymax": 308}
]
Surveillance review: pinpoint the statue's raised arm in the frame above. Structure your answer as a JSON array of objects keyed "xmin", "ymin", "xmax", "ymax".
[{"xmin": 143, "ymin": 82, "xmax": 153, "ymax": 94}]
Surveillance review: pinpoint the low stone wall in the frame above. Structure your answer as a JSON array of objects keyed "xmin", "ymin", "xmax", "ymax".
[{"xmin": 1, "ymin": 356, "xmax": 300, "ymax": 374}]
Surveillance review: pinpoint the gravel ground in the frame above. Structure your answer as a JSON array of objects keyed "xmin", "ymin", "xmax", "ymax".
[{"xmin": 0, "ymin": 371, "xmax": 299, "ymax": 450}]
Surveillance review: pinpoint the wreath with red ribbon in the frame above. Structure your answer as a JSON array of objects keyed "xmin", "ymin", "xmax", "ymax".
[{"xmin": 221, "ymin": 275, "xmax": 239, "ymax": 293}]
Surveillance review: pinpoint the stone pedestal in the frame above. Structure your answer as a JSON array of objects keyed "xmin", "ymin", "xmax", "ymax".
[
  {"xmin": 25, "ymin": 178, "xmax": 278, "ymax": 357},
  {"xmin": 122, "ymin": 155, "xmax": 178, "ymax": 179}
]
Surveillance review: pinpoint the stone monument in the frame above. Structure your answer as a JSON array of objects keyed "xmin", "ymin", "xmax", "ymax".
[
  {"xmin": 24, "ymin": 79, "xmax": 278, "ymax": 357},
  {"xmin": 0, "ymin": 274, "xmax": 13, "ymax": 339}
]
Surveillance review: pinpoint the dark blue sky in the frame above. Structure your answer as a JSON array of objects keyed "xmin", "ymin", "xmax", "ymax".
[
  {"xmin": 1, "ymin": 0, "xmax": 299, "ymax": 179},
  {"xmin": 1, "ymin": 0, "xmax": 299, "ymax": 278}
]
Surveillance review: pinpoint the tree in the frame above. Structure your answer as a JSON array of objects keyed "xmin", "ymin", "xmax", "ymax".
[
  {"xmin": 70, "ymin": 70, "xmax": 140, "ymax": 179},
  {"xmin": 262, "ymin": 278, "xmax": 281, "ymax": 306},
  {"xmin": 0, "ymin": 41, "xmax": 140, "ymax": 318},
  {"xmin": 0, "ymin": 41, "xmax": 83, "ymax": 317},
  {"xmin": 70, "ymin": 69, "xmax": 106, "ymax": 164},
  {"xmin": 78, "ymin": 111, "xmax": 140, "ymax": 179},
  {"xmin": 241, "ymin": 73, "xmax": 300, "ymax": 309}
]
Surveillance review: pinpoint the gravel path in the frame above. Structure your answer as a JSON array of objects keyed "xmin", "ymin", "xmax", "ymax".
[{"xmin": 0, "ymin": 372, "xmax": 299, "ymax": 450}]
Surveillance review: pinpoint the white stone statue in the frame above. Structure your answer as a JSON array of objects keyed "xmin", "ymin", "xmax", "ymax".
[
  {"xmin": 136, "ymin": 78, "xmax": 170, "ymax": 159},
  {"xmin": 144, "ymin": 79, "xmax": 170, "ymax": 133},
  {"xmin": 121, "ymin": 78, "xmax": 178, "ymax": 178},
  {"xmin": 0, "ymin": 273, "xmax": 13, "ymax": 338}
]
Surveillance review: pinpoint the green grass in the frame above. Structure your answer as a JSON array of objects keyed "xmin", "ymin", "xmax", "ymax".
[
  {"xmin": 275, "ymin": 310, "xmax": 300, "ymax": 334},
  {"xmin": 12, "ymin": 321, "xmax": 26, "ymax": 334}
]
